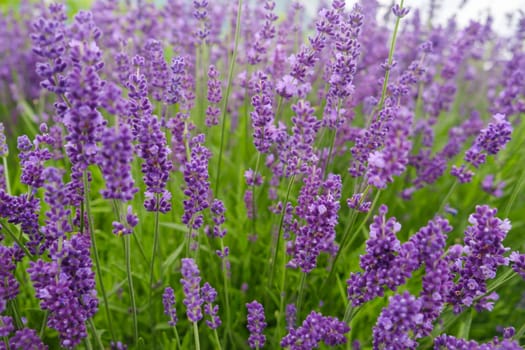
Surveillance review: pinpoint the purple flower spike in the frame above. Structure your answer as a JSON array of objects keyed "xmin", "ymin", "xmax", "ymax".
[
  {"xmin": 281, "ymin": 311, "xmax": 349, "ymax": 349},
  {"xmin": 99, "ymin": 124, "xmax": 137, "ymax": 201},
  {"xmin": 465, "ymin": 113, "xmax": 512, "ymax": 168},
  {"xmin": 181, "ymin": 258, "xmax": 203, "ymax": 323},
  {"xmin": 447, "ymin": 205, "xmax": 511, "ymax": 313},
  {"xmin": 163, "ymin": 287, "xmax": 178, "ymax": 327},
  {"xmin": 202, "ymin": 282, "xmax": 221, "ymax": 330},
  {"xmin": 373, "ymin": 292, "xmax": 423, "ymax": 350},
  {"xmin": 8, "ymin": 328, "xmax": 48, "ymax": 350},
  {"xmin": 392, "ymin": 4, "xmax": 410, "ymax": 18},
  {"xmin": 205, "ymin": 65, "xmax": 222, "ymax": 127},
  {"xmin": 246, "ymin": 300, "xmax": 266, "ymax": 349},
  {"xmin": 0, "ymin": 123, "xmax": 7, "ymax": 157}
]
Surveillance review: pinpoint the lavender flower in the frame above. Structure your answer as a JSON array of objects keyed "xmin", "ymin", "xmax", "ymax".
[
  {"xmin": 287, "ymin": 167, "xmax": 341, "ymax": 273},
  {"xmin": 447, "ymin": 205, "xmax": 511, "ymax": 313},
  {"xmin": 183, "ymin": 134, "xmax": 211, "ymax": 230},
  {"xmin": 373, "ymin": 292, "xmax": 423, "ymax": 350},
  {"xmin": 181, "ymin": 258, "xmax": 203, "ymax": 323},
  {"xmin": 17, "ymin": 134, "xmax": 52, "ymax": 189},
  {"xmin": 481, "ymin": 174, "xmax": 505, "ymax": 197},
  {"xmin": 202, "ymin": 282, "xmax": 221, "ymax": 329},
  {"xmin": 509, "ymin": 252, "xmax": 525, "ymax": 280},
  {"xmin": 281, "ymin": 311, "xmax": 349, "ymax": 349},
  {"xmin": 250, "ymin": 71, "xmax": 275, "ymax": 154},
  {"xmin": 7, "ymin": 328, "xmax": 47, "ymax": 350},
  {"xmin": 28, "ymin": 234, "xmax": 97, "ymax": 348},
  {"xmin": 99, "ymin": 124, "xmax": 137, "ymax": 201},
  {"xmin": 163, "ymin": 287, "xmax": 178, "ymax": 327},
  {"xmin": 136, "ymin": 114, "xmax": 172, "ymax": 213},
  {"xmin": 465, "ymin": 114, "xmax": 512, "ymax": 168},
  {"xmin": 246, "ymin": 300, "xmax": 266, "ymax": 349},
  {"xmin": 0, "ymin": 246, "xmax": 19, "ymax": 313},
  {"xmin": 0, "ymin": 123, "xmax": 7, "ymax": 157},
  {"xmin": 205, "ymin": 65, "xmax": 222, "ymax": 127}
]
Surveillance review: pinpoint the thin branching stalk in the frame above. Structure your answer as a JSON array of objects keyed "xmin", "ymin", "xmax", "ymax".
[
  {"xmin": 83, "ymin": 171, "xmax": 115, "ymax": 342},
  {"xmin": 124, "ymin": 235, "xmax": 138, "ymax": 344},
  {"xmin": 376, "ymin": 0, "xmax": 405, "ymax": 115},
  {"xmin": 215, "ymin": 0, "xmax": 243, "ymax": 195},
  {"xmin": 2, "ymin": 156, "xmax": 11, "ymax": 195},
  {"xmin": 148, "ymin": 194, "xmax": 162, "ymax": 327},
  {"xmin": 268, "ymin": 173, "xmax": 296, "ymax": 288}
]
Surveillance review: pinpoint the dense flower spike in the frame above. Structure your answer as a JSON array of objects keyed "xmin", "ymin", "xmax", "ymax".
[
  {"xmin": 202, "ymin": 282, "xmax": 221, "ymax": 329},
  {"xmin": 182, "ymin": 134, "xmax": 211, "ymax": 230},
  {"xmin": 99, "ymin": 124, "xmax": 137, "ymax": 201},
  {"xmin": 163, "ymin": 287, "xmax": 178, "ymax": 327},
  {"xmin": 281, "ymin": 311, "xmax": 349, "ymax": 349},
  {"xmin": 250, "ymin": 71, "xmax": 276, "ymax": 154},
  {"xmin": 205, "ymin": 65, "xmax": 222, "ymax": 126},
  {"xmin": 28, "ymin": 234, "xmax": 97, "ymax": 348},
  {"xmin": 180, "ymin": 258, "xmax": 203, "ymax": 323},
  {"xmin": 447, "ymin": 205, "xmax": 511, "ymax": 313},
  {"xmin": 373, "ymin": 292, "xmax": 423, "ymax": 350},
  {"xmin": 0, "ymin": 123, "xmax": 7, "ymax": 157},
  {"xmin": 465, "ymin": 113, "xmax": 512, "ymax": 168},
  {"xmin": 287, "ymin": 167, "xmax": 341, "ymax": 273},
  {"xmin": 246, "ymin": 300, "xmax": 266, "ymax": 349},
  {"xmin": 137, "ymin": 114, "xmax": 173, "ymax": 213}
]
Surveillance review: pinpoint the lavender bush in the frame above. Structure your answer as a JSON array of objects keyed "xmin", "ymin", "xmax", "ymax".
[{"xmin": 0, "ymin": 0, "xmax": 525, "ymax": 349}]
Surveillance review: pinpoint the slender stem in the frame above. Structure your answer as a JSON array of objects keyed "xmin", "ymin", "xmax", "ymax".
[
  {"xmin": 192, "ymin": 322, "xmax": 201, "ymax": 350},
  {"xmin": 1, "ymin": 222, "xmax": 34, "ymax": 261},
  {"xmin": 125, "ymin": 235, "xmax": 138, "ymax": 345},
  {"xmin": 438, "ymin": 180, "xmax": 457, "ymax": 213},
  {"xmin": 2, "ymin": 156, "xmax": 11, "ymax": 195},
  {"xmin": 325, "ymin": 189, "xmax": 380, "ymax": 289},
  {"xmin": 504, "ymin": 167, "xmax": 525, "ymax": 217},
  {"xmin": 87, "ymin": 318, "xmax": 104, "ymax": 350},
  {"xmin": 173, "ymin": 327, "xmax": 182, "ymax": 350},
  {"xmin": 296, "ymin": 272, "xmax": 307, "ymax": 318},
  {"xmin": 251, "ymin": 153, "xmax": 261, "ymax": 235},
  {"xmin": 376, "ymin": 0, "xmax": 405, "ymax": 114},
  {"xmin": 323, "ymin": 128, "xmax": 338, "ymax": 180},
  {"xmin": 149, "ymin": 194, "xmax": 161, "ymax": 328},
  {"xmin": 215, "ymin": 0, "xmax": 243, "ymax": 195},
  {"xmin": 268, "ymin": 174, "xmax": 296, "ymax": 288},
  {"xmin": 343, "ymin": 305, "xmax": 353, "ymax": 324},
  {"xmin": 9, "ymin": 300, "xmax": 23, "ymax": 329},
  {"xmin": 84, "ymin": 338, "xmax": 93, "ymax": 350},
  {"xmin": 213, "ymin": 329, "xmax": 223, "ymax": 350},
  {"xmin": 83, "ymin": 171, "xmax": 115, "ymax": 342},
  {"xmin": 39, "ymin": 311, "xmax": 48, "ymax": 338},
  {"xmin": 220, "ymin": 238, "xmax": 232, "ymax": 346}
]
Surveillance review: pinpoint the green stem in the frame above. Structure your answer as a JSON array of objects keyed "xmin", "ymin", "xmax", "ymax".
[
  {"xmin": 2, "ymin": 156, "xmax": 11, "ymax": 195},
  {"xmin": 192, "ymin": 322, "xmax": 201, "ymax": 350},
  {"xmin": 173, "ymin": 327, "xmax": 182, "ymax": 350},
  {"xmin": 149, "ymin": 194, "xmax": 161, "ymax": 328},
  {"xmin": 215, "ymin": 0, "xmax": 243, "ymax": 195},
  {"xmin": 220, "ymin": 238, "xmax": 232, "ymax": 347},
  {"xmin": 296, "ymin": 272, "xmax": 307, "ymax": 318},
  {"xmin": 83, "ymin": 171, "xmax": 115, "ymax": 342},
  {"xmin": 251, "ymin": 153, "xmax": 261, "ymax": 236},
  {"xmin": 87, "ymin": 318, "xmax": 104, "ymax": 350},
  {"xmin": 1, "ymin": 222, "xmax": 34, "ymax": 261},
  {"xmin": 125, "ymin": 235, "xmax": 138, "ymax": 345},
  {"xmin": 268, "ymin": 174, "xmax": 296, "ymax": 288},
  {"xmin": 327, "ymin": 188, "xmax": 378, "ymax": 282},
  {"xmin": 9, "ymin": 300, "xmax": 23, "ymax": 329},
  {"xmin": 39, "ymin": 311, "xmax": 48, "ymax": 338},
  {"xmin": 213, "ymin": 329, "xmax": 223, "ymax": 350},
  {"xmin": 438, "ymin": 180, "xmax": 458, "ymax": 213},
  {"xmin": 376, "ymin": 0, "xmax": 405, "ymax": 115},
  {"xmin": 504, "ymin": 166, "xmax": 525, "ymax": 217}
]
